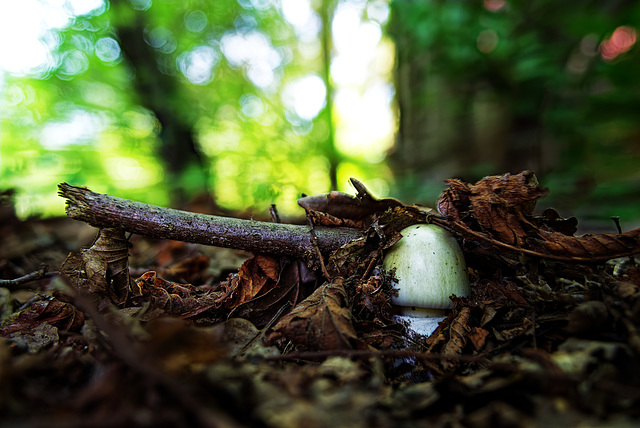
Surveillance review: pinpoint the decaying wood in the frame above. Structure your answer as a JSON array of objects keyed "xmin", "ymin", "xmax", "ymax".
[{"xmin": 58, "ymin": 183, "xmax": 362, "ymax": 259}]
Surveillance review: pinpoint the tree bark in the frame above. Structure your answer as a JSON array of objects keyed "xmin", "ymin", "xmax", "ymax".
[
  {"xmin": 58, "ymin": 183, "xmax": 362, "ymax": 259},
  {"xmin": 114, "ymin": 3, "xmax": 208, "ymax": 204}
]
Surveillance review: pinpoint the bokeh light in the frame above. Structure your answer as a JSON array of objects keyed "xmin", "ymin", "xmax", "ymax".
[
  {"xmin": 0, "ymin": 0, "xmax": 104, "ymax": 77},
  {"xmin": 221, "ymin": 30, "xmax": 282, "ymax": 88},
  {"xmin": 1, "ymin": 0, "xmax": 396, "ymax": 218},
  {"xmin": 178, "ymin": 45, "xmax": 219, "ymax": 85},
  {"xmin": 600, "ymin": 26, "xmax": 637, "ymax": 61},
  {"xmin": 477, "ymin": 29, "xmax": 499, "ymax": 54},
  {"xmin": 282, "ymin": 75, "xmax": 326, "ymax": 121}
]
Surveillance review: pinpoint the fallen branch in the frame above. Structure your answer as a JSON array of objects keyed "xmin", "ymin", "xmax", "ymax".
[{"xmin": 58, "ymin": 183, "xmax": 362, "ymax": 259}]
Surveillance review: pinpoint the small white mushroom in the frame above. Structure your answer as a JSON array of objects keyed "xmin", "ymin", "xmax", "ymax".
[{"xmin": 383, "ymin": 224, "xmax": 471, "ymax": 336}]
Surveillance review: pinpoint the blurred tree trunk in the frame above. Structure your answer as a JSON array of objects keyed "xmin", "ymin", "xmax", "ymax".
[
  {"xmin": 113, "ymin": 5, "xmax": 208, "ymax": 206},
  {"xmin": 392, "ymin": 53, "xmax": 477, "ymax": 179},
  {"xmin": 388, "ymin": 2, "xmax": 548, "ymax": 198},
  {"xmin": 389, "ymin": 10, "xmax": 477, "ymax": 192},
  {"xmin": 319, "ymin": 0, "xmax": 339, "ymax": 191}
]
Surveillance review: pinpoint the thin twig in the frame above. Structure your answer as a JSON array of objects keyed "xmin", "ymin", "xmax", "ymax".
[
  {"xmin": 0, "ymin": 265, "xmax": 49, "ymax": 289},
  {"xmin": 305, "ymin": 215, "xmax": 331, "ymax": 280}
]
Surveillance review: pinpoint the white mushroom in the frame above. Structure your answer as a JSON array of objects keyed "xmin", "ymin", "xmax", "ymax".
[{"xmin": 383, "ymin": 223, "xmax": 471, "ymax": 336}]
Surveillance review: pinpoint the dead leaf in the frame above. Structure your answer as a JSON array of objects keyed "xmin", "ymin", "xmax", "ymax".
[
  {"xmin": 131, "ymin": 271, "xmax": 223, "ymax": 320},
  {"xmin": 469, "ymin": 327, "xmax": 490, "ymax": 350},
  {"xmin": 220, "ymin": 255, "xmax": 280, "ymax": 309},
  {"xmin": 0, "ymin": 296, "xmax": 84, "ymax": 339},
  {"xmin": 437, "ymin": 171, "xmax": 548, "ymax": 246},
  {"xmin": 265, "ymin": 278, "xmax": 358, "ymax": 350},
  {"xmin": 303, "ymin": 208, "xmax": 366, "ymax": 229},
  {"xmin": 441, "ymin": 306, "xmax": 471, "ymax": 369},
  {"xmin": 298, "ymin": 177, "xmax": 404, "ymax": 226},
  {"xmin": 8, "ymin": 322, "xmax": 59, "ymax": 353},
  {"xmin": 230, "ymin": 259, "xmax": 319, "ymax": 328},
  {"xmin": 60, "ymin": 250, "xmax": 108, "ymax": 294},
  {"xmin": 88, "ymin": 228, "xmax": 135, "ymax": 299},
  {"xmin": 527, "ymin": 230, "xmax": 640, "ymax": 261},
  {"xmin": 435, "ymin": 171, "xmax": 640, "ymax": 262},
  {"xmin": 60, "ymin": 228, "xmax": 139, "ymax": 303},
  {"xmin": 493, "ymin": 317, "xmax": 534, "ymax": 341}
]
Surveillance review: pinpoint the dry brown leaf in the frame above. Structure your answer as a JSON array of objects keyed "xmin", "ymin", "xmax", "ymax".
[
  {"xmin": 265, "ymin": 278, "xmax": 358, "ymax": 350},
  {"xmin": 441, "ymin": 306, "xmax": 471, "ymax": 369},
  {"xmin": 298, "ymin": 177, "xmax": 404, "ymax": 226},
  {"xmin": 60, "ymin": 227, "xmax": 139, "ymax": 303},
  {"xmin": 61, "ymin": 250, "xmax": 109, "ymax": 294},
  {"xmin": 131, "ymin": 271, "xmax": 222, "ymax": 319},
  {"xmin": 230, "ymin": 259, "xmax": 319, "ymax": 328},
  {"xmin": 220, "ymin": 255, "xmax": 280, "ymax": 309},
  {"xmin": 494, "ymin": 318, "xmax": 534, "ymax": 341},
  {"xmin": 87, "ymin": 228, "xmax": 134, "ymax": 299},
  {"xmin": 437, "ymin": 171, "xmax": 547, "ymax": 246},
  {"xmin": 0, "ymin": 297, "xmax": 85, "ymax": 338},
  {"xmin": 527, "ymin": 229, "xmax": 640, "ymax": 261},
  {"xmin": 468, "ymin": 327, "xmax": 490, "ymax": 350},
  {"xmin": 436, "ymin": 171, "xmax": 640, "ymax": 261}
]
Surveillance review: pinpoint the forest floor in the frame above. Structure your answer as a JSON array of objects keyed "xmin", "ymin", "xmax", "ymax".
[{"xmin": 1, "ymin": 174, "xmax": 640, "ymax": 428}]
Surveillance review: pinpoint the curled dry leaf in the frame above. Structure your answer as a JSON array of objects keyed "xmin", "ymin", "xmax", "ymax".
[
  {"xmin": 436, "ymin": 170, "xmax": 640, "ymax": 262},
  {"xmin": 265, "ymin": 278, "xmax": 358, "ymax": 351},
  {"xmin": 0, "ymin": 297, "xmax": 85, "ymax": 339},
  {"xmin": 441, "ymin": 306, "xmax": 471, "ymax": 370},
  {"xmin": 132, "ymin": 271, "xmax": 222, "ymax": 319},
  {"xmin": 219, "ymin": 255, "xmax": 280, "ymax": 310},
  {"xmin": 437, "ymin": 170, "xmax": 548, "ymax": 246},
  {"xmin": 298, "ymin": 177, "xmax": 405, "ymax": 228},
  {"xmin": 61, "ymin": 250, "xmax": 109, "ymax": 294},
  {"xmin": 229, "ymin": 259, "xmax": 320, "ymax": 328},
  {"xmin": 87, "ymin": 228, "xmax": 135, "ymax": 300},
  {"xmin": 60, "ymin": 227, "xmax": 138, "ymax": 304},
  {"xmin": 527, "ymin": 230, "xmax": 640, "ymax": 261}
]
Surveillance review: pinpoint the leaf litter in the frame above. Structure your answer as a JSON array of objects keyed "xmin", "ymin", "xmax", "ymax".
[{"xmin": 1, "ymin": 171, "xmax": 640, "ymax": 427}]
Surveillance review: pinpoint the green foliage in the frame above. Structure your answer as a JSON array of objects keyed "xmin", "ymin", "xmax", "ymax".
[
  {"xmin": 2, "ymin": 0, "xmax": 639, "ymax": 224},
  {"xmin": 389, "ymin": 0, "xmax": 640, "ymax": 224},
  {"xmin": 2, "ymin": 0, "xmax": 389, "ymax": 218}
]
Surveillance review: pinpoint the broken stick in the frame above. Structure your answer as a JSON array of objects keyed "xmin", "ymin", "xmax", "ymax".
[{"xmin": 58, "ymin": 183, "xmax": 362, "ymax": 259}]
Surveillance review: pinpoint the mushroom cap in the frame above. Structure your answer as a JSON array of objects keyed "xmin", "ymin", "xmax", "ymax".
[{"xmin": 383, "ymin": 224, "xmax": 470, "ymax": 310}]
